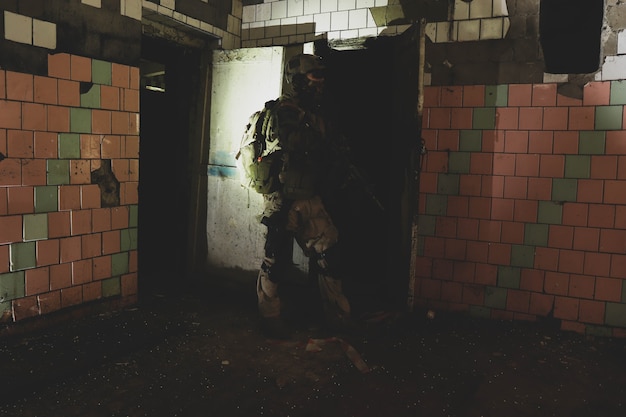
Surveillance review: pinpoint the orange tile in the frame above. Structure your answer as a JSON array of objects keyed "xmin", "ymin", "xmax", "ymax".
[
  {"xmin": 588, "ymin": 203, "xmax": 614, "ymax": 228},
  {"xmin": 513, "ymin": 199, "xmax": 537, "ymax": 223},
  {"xmin": 554, "ymin": 296, "xmax": 579, "ymax": 320},
  {"xmin": 61, "ymin": 286, "xmax": 83, "ymax": 308},
  {"xmin": 482, "ymin": 130, "xmax": 504, "ymax": 152},
  {"xmin": 460, "ymin": 174, "xmax": 481, "ymax": 196},
  {"xmin": 507, "ymin": 289, "xmax": 531, "ymax": 313},
  {"xmin": 36, "ymin": 239, "xmax": 60, "ymax": 267},
  {"xmin": 578, "ymin": 299, "xmax": 605, "ymax": 324},
  {"xmin": 0, "ymin": 69, "xmax": 5, "ymax": 99},
  {"xmin": 50, "ymin": 263, "xmax": 72, "ymax": 290},
  {"xmin": 508, "ymin": 84, "xmax": 532, "ymax": 106},
  {"xmin": 438, "ymin": 130, "xmax": 459, "ymax": 151},
  {"xmin": 48, "ymin": 211, "xmax": 71, "ymax": 238},
  {"xmin": 556, "ymin": 91, "xmax": 582, "ymax": 107},
  {"xmin": 463, "ymin": 85, "xmax": 485, "ymax": 107},
  {"xmin": 569, "ymin": 275, "xmax": 595, "ymax": 299},
  {"xmin": 548, "ymin": 225, "xmax": 574, "ymax": 249},
  {"xmin": 534, "ymin": 248, "xmax": 559, "ymax": 271},
  {"xmin": 604, "ymin": 180, "xmax": 626, "ymax": 204},
  {"xmin": 72, "ymin": 259, "xmax": 93, "ymax": 284},
  {"xmin": 111, "ymin": 63, "xmax": 130, "ymax": 88},
  {"xmin": 47, "ymin": 105, "xmax": 70, "ymax": 133},
  {"xmin": 568, "ymin": 106, "xmax": 594, "ymax": 130},
  {"xmin": 423, "ymin": 86, "xmax": 441, "ymax": 107},
  {"xmin": 515, "ymin": 154, "xmax": 539, "ymax": 176},
  {"xmin": 616, "ymin": 205, "xmax": 626, "ymax": 229},
  {"xmin": 573, "ymin": 227, "xmax": 601, "ymax": 252},
  {"xmin": 503, "ymin": 176, "xmax": 527, "ymax": 199},
  {"xmin": 504, "ymin": 130, "xmax": 528, "ymax": 153},
  {"xmin": 129, "ymin": 158, "xmax": 138, "ymax": 182},
  {"xmin": 599, "ymin": 229, "xmax": 626, "ymax": 253},
  {"xmin": 542, "ymin": 107, "xmax": 568, "ymax": 131},
  {"xmin": 34, "ymin": 131, "xmax": 58, "ymax": 158},
  {"xmin": 447, "ymin": 195, "xmax": 468, "ymax": 218},
  {"xmin": 539, "ymin": 155, "xmax": 564, "ymax": 177},
  {"xmin": 92, "ymin": 208, "xmax": 112, "ymax": 233},
  {"xmin": 111, "ymin": 111, "xmax": 130, "ymax": 135},
  {"xmin": 470, "ymin": 153, "xmax": 493, "ymax": 175},
  {"xmin": 490, "ymin": 198, "xmax": 514, "ymax": 221},
  {"xmin": 123, "ymin": 88, "xmax": 139, "ymax": 112},
  {"xmin": 482, "ymin": 175, "xmax": 504, "ymax": 198},
  {"xmin": 70, "ymin": 55, "xmax": 91, "ymax": 82},
  {"xmin": 428, "ymin": 107, "xmax": 451, "ymax": 129},
  {"xmin": 121, "ymin": 272, "xmax": 138, "ymax": 296},
  {"xmin": 81, "ymin": 233, "xmax": 102, "ymax": 258},
  {"xmin": 590, "ymin": 155, "xmax": 617, "ymax": 179},
  {"xmin": 92, "ymin": 109, "xmax": 111, "ymax": 134},
  {"xmin": 0, "ymin": 244, "xmax": 9, "ymax": 273},
  {"xmin": 605, "ymin": 130, "xmax": 626, "ymax": 154},
  {"xmin": 7, "ymin": 129, "xmax": 34, "ymax": 158},
  {"xmin": 495, "ymin": 107, "xmax": 519, "ymax": 130},
  {"xmin": 13, "ymin": 296, "xmax": 40, "ymax": 320},
  {"xmin": 93, "ymin": 255, "xmax": 112, "ymax": 280},
  {"xmin": 101, "ymin": 135, "xmax": 121, "ymax": 158},
  {"xmin": 57, "ymin": 79, "xmax": 80, "ymax": 106},
  {"xmin": 518, "ymin": 107, "xmax": 543, "ymax": 130},
  {"xmin": 79, "ymin": 134, "xmax": 101, "ymax": 159},
  {"xmin": 583, "ymin": 81, "xmax": 611, "ymax": 106},
  {"xmin": 81, "ymin": 184, "xmax": 102, "ymax": 209},
  {"xmin": 110, "ymin": 206, "xmax": 129, "ymax": 230},
  {"xmin": 520, "ymin": 268, "xmax": 544, "ymax": 292},
  {"xmin": 102, "ymin": 230, "xmax": 120, "ymax": 254},
  {"xmin": 26, "ymin": 266, "xmax": 50, "ymax": 295},
  {"xmin": 493, "ymin": 153, "xmax": 515, "ymax": 175},
  {"xmin": 582, "ymin": 251, "xmax": 609, "ymax": 275},
  {"xmin": 122, "ymin": 181, "xmax": 138, "ymax": 204},
  {"xmin": 611, "ymin": 254, "xmax": 626, "ymax": 278},
  {"xmin": 501, "ymin": 220, "xmax": 524, "ymax": 244},
  {"xmin": 70, "ymin": 209, "xmax": 92, "ymax": 235},
  {"xmin": 553, "ymin": 131, "xmax": 578, "ymax": 154},
  {"xmin": 562, "ymin": 202, "xmax": 588, "ymax": 226},
  {"xmin": 450, "ymin": 107, "xmax": 472, "ymax": 129},
  {"xmin": 0, "ymin": 100, "xmax": 22, "ymax": 129},
  {"xmin": 529, "ymin": 292, "xmax": 554, "ymax": 316},
  {"xmin": 594, "ymin": 277, "xmax": 622, "ymax": 302},
  {"xmin": 70, "ymin": 160, "xmax": 91, "ymax": 185},
  {"xmin": 0, "ymin": 187, "xmax": 6, "ymax": 215},
  {"xmin": 441, "ymin": 86, "xmax": 463, "ymax": 107},
  {"xmin": 0, "ymin": 158, "xmax": 22, "ymax": 186},
  {"xmin": 21, "ymin": 159, "xmax": 47, "ymax": 186},
  {"xmin": 111, "ymin": 159, "xmax": 129, "ymax": 182},
  {"xmin": 7, "ymin": 186, "xmax": 34, "ymax": 214},
  {"xmin": 129, "ymin": 67, "xmax": 140, "ymax": 90},
  {"xmin": 487, "ymin": 242, "xmax": 511, "ymax": 265},
  {"xmin": 577, "ymin": 179, "xmax": 603, "ymax": 203},
  {"xmin": 6, "ymin": 71, "xmax": 34, "ymax": 101},
  {"xmin": 0, "ymin": 128, "xmax": 6, "ymax": 154},
  {"xmin": 559, "ymin": 250, "xmax": 585, "ymax": 274},
  {"xmin": 0, "ymin": 215, "xmax": 22, "ymax": 244},
  {"xmin": 527, "ymin": 177, "xmax": 552, "ymax": 200},
  {"xmin": 468, "ymin": 196, "xmax": 491, "ymax": 219},
  {"xmin": 59, "ymin": 185, "xmax": 81, "ymax": 211},
  {"xmin": 22, "ymin": 102, "xmax": 47, "ymax": 131},
  {"xmin": 618, "ymin": 156, "xmax": 626, "ymax": 180},
  {"xmin": 100, "ymin": 85, "xmax": 120, "ymax": 110},
  {"xmin": 83, "ymin": 281, "xmax": 102, "ymax": 302},
  {"xmin": 34, "ymin": 76, "xmax": 58, "ymax": 104},
  {"xmin": 532, "ymin": 84, "xmax": 557, "ymax": 107},
  {"xmin": 60, "ymin": 235, "xmax": 81, "ymax": 263},
  {"xmin": 48, "ymin": 53, "xmax": 71, "ymax": 79},
  {"xmin": 38, "ymin": 290, "xmax": 61, "ymax": 314}
]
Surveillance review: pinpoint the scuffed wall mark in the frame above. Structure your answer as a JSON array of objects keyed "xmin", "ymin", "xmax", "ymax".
[{"xmin": 91, "ymin": 159, "xmax": 120, "ymax": 207}]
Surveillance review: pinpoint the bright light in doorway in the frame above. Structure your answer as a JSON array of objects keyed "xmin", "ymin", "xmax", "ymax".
[{"xmin": 141, "ymin": 59, "xmax": 166, "ymax": 93}]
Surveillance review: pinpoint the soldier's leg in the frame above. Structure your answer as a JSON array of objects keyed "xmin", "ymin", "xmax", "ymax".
[{"xmin": 313, "ymin": 244, "xmax": 351, "ymax": 321}]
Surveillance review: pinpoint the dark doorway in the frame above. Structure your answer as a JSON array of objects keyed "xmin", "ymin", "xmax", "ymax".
[
  {"xmin": 318, "ymin": 29, "xmax": 420, "ymax": 314},
  {"xmin": 139, "ymin": 35, "xmax": 203, "ymax": 292}
]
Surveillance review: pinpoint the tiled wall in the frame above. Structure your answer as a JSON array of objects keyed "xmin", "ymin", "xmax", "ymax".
[
  {"xmin": 0, "ymin": 54, "xmax": 139, "ymax": 322},
  {"xmin": 414, "ymin": 80, "xmax": 626, "ymax": 337}
]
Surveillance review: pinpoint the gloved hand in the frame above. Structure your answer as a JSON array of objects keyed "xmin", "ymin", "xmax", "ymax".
[{"xmin": 286, "ymin": 195, "xmax": 338, "ymax": 256}]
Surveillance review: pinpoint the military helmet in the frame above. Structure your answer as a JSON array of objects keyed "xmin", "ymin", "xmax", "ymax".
[{"xmin": 285, "ymin": 54, "xmax": 326, "ymax": 86}]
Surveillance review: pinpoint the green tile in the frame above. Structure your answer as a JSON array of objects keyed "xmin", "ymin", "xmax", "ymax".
[
  {"xmin": 0, "ymin": 271, "xmax": 25, "ymax": 300},
  {"xmin": 510, "ymin": 245, "xmax": 534, "ymax": 269},
  {"xmin": 10, "ymin": 242, "xmax": 36, "ymax": 271},
  {"xmin": 579, "ymin": 131, "xmax": 605, "ymax": 154},
  {"xmin": 473, "ymin": 108, "xmax": 496, "ymax": 130},
  {"xmin": 524, "ymin": 223, "xmax": 548, "ymax": 247},
  {"xmin": 58, "ymin": 133, "xmax": 81, "ymax": 159},
  {"xmin": 605, "ymin": 302, "xmax": 626, "ymax": 327},
  {"xmin": 585, "ymin": 325, "xmax": 612, "ymax": 338},
  {"xmin": 469, "ymin": 305, "xmax": 491, "ymax": 319},
  {"xmin": 102, "ymin": 277, "xmax": 121, "ymax": 298},
  {"xmin": 610, "ymin": 80, "xmax": 626, "ymax": 105},
  {"xmin": 437, "ymin": 174, "xmax": 459, "ymax": 195},
  {"xmin": 484, "ymin": 286, "xmax": 507, "ymax": 309},
  {"xmin": 459, "ymin": 130, "xmax": 482, "ymax": 151},
  {"xmin": 120, "ymin": 228, "xmax": 138, "ymax": 251},
  {"xmin": 92, "ymin": 59, "xmax": 112, "ymax": 86},
  {"xmin": 552, "ymin": 178, "xmax": 577, "ymax": 202},
  {"xmin": 111, "ymin": 252, "xmax": 129, "ymax": 276},
  {"xmin": 47, "ymin": 160, "xmax": 70, "ymax": 185},
  {"xmin": 497, "ymin": 266, "xmax": 521, "ymax": 289},
  {"xmin": 0, "ymin": 300, "xmax": 11, "ymax": 316},
  {"xmin": 595, "ymin": 106, "xmax": 623, "ymax": 131},
  {"xmin": 80, "ymin": 84, "xmax": 101, "ymax": 108},
  {"xmin": 70, "ymin": 108, "xmax": 92, "ymax": 133},
  {"xmin": 23, "ymin": 214, "xmax": 48, "ymax": 241},
  {"xmin": 416, "ymin": 236, "xmax": 425, "ymax": 256},
  {"xmin": 485, "ymin": 85, "xmax": 508, "ymax": 107},
  {"xmin": 425, "ymin": 194, "xmax": 448, "ymax": 216},
  {"xmin": 538, "ymin": 201, "xmax": 562, "ymax": 224},
  {"xmin": 129, "ymin": 205, "xmax": 139, "ymax": 227},
  {"xmin": 34, "ymin": 186, "xmax": 58, "ymax": 213},
  {"xmin": 448, "ymin": 152, "xmax": 471, "ymax": 174},
  {"xmin": 418, "ymin": 215, "xmax": 436, "ymax": 236},
  {"xmin": 564, "ymin": 155, "xmax": 590, "ymax": 179}
]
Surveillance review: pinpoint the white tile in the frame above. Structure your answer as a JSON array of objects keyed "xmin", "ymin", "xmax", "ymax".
[
  {"xmin": 303, "ymin": 0, "xmax": 321, "ymax": 15},
  {"xmin": 358, "ymin": 27, "xmax": 379, "ymax": 38},
  {"xmin": 469, "ymin": 0, "xmax": 492, "ymax": 19},
  {"xmin": 272, "ymin": 1, "xmax": 287, "ymax": 19},
  {"xmin": 492, "ymin": 0, "xmax": 509, "ymax": 17},
  {"xmin": 123, "ymin": 0, "xmax": 142, "ymax": 20},
  {"xmin": 142, "ymin": 0, "xmax": 157, "ymax": 11},
  {"xmin": 242, "ymin": 5, "xmax": 255, "ymax": 23},
  {"xmin": 502, "ymin": 16, "xmax": 510, "ymax": 37},
  {"xmin": 4, "ymin": 11, "xmax": 32, "ymax": 45},
  {"xmin": 601, "ymin": 55, "xmax": 626, "ymax": 80},
  {"xmin": 356, "ymin": 0, "xmax": 375, "ymax": 7},
  {"xmin": 348, "ymin": 8, "xmax": 367, "ymax": 30},
  {"xmin": 33, "ymin": 19, "xmax": 56, "ymax": 49},
  {"xmin": 339, "ymin": 29, "xmax": 358, "ymax": 39},
  {"xmin": 374, "ymin": 0, "xmax": 386, "ymax": 6},
  {"xmin": 453, "ymin": 0, "xmax": 469, "ymax": 20},
  {"xmin": 314, "ymin": 12, "xmax": 331, "ymax": 33},
  {"xmin": 173, "ymin": 11, "xmax": 186, "ymax": 23},
  {"xmin": 81, "ymin": 0, "xmax": 102, "ymax": 7},
  {"xmin": 618, "ymin": 30, "xmax": 626, "ymax": 55},
  {"xmin": 425, "ymin": 22, "xmax": 437, "ymax": 42},
  {"xmin": 189, "ymin": 16, "xmax": 201, "ymax": 28},
  {"xmin": 256, "ymin": 3, "xmax": 272, "ymax": 21},
  {"xmin": 157, "ymin": 5, "xmax": 174, "ymax": 17},
  {"xmin": 338, "ymin": 0, "xmax": 355, "ymax": 11},
  {"xmin": 330, "ymin": 10, "xmax": 349, "ymax": 31},
  {"xmin": 287, "ymin": 0, "xmax": 304, "ymax": 17},
  {"xmin": 161, "ymin": 0, "xmax": 175, "ymax": 10},
  {"xmin": 436, "ymin": 21, "xmax": 452, "ymax": 43},
  {"xmin": 321, "ymin": 0, "xmax": 338, "ymax": 13},
  {"xmin": 457, "ymin": 19, "xmax": 480, "ymax": 41},
  {"xmin": 480, "ymin": 17, "xmax": 503, "ymax": 40},
  {"xmin": 543, "ymin": 73, "xmax": 568, "ymax": 83}
]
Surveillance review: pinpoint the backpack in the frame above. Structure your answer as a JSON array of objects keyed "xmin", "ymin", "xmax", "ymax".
[{"xmin": 235, "ymin": 99, "xmax": 282, "ymax": 194}]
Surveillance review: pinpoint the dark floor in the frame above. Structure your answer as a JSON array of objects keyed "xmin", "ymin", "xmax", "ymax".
[{"xmin": 0, "ymin": 274, "xmax": 625, "ymax": 417}]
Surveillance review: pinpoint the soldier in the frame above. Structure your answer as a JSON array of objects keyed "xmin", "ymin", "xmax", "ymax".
[{"xmin": 256, "ymin": 53, "xmax": 352, "ymax": 339}]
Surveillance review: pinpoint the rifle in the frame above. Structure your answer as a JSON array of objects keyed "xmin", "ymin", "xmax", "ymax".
[{"xmin": 344, "ymin": 160, "xmax": 385, "ymax": 212}]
